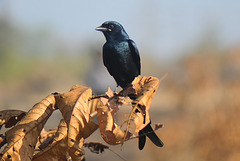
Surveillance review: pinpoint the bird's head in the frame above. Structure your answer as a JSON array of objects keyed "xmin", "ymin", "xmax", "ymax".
[{"xmin": 96, "ymin": 21, "xmax": 129, "ymax": 41}]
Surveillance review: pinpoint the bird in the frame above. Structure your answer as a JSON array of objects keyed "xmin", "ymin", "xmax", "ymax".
[
  {"xmin": 95, "ymin": 21, "xmax": 140, "ymax": 89},
  {"xmin": 96, "ymin": 21, "xmax": 164, "ymax": 150}
]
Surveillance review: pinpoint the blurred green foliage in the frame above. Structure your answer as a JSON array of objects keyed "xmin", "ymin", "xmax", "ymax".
[{"xmin": 0, "ymin": 16, "xmax": 91, "ymax": 83}]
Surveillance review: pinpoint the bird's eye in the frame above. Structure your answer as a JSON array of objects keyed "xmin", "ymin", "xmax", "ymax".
[{"xmin": 109, "ymin": 25, "xmax": 114, "ymax": 29}]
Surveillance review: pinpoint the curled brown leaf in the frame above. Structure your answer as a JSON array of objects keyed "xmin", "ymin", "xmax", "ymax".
[
  {"xmin": 55, "ymin": 85, "xmax": 98, "ymax": 160},
  {"xmin": 0, "ymin": 110, "xmax": 26, "ymax": 130},
  {"xmin": 97, "ymin": 76, "xmax": 163, "ymax": 146},
  {"xmin": 129, "ymin": 76, "xmax": 161, "ymax": 132},
  {"xmin": 0, "ymin": 94, "xmax": 56, "ymax": 161},
  {"xmin": 32, "ymin": 119, "xmax": 68, "ymax": 161},
  {"xmin": 83, "ymin": 142, "xmax": 109, "ymax": 154},
  {"xmin": 37, "ymin": 128, "xmax": 57, "ymax": 150},
  {"xmin": 97, "ymin": 105, "xmax": 132, "ymax": 145}
]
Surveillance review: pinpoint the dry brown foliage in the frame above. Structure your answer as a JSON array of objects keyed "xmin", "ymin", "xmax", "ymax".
[
  {"xmin": 0, "ymin": 110, "xmax": 26, "ymax": 130},
  {"xmin": 0, "ymin": 76, "xmax": 163, "ymax": 161},
  {"xmin": 0, "ymin": 94, "xmax": 56, "ymax": 161},
  {"xmin": 32, "ymin": 119, "xmax": 69, "ymax": 161},
  {"xmin": 96, "ymin": 76, "xmax": 163, "ymax": 146}
]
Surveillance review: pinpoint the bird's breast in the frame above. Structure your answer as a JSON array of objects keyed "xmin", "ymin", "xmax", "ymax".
[
  {"xmin": 106, "ymin": 42, "xmax": 131, "ymax": 59},
  {"xmin": 103, "ymin": 41, "xmax": 140, "ymax": 88}
]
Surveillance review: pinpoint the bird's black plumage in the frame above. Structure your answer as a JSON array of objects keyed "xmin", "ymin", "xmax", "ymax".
[
  {"xmin": 96, "ymin": 21, "xmax": 163, "ymax": 150},
  {"xmin": 138, "ymin": 122, "xmax": 164, "ymax": 150},
  {"xmin": 96, "ymin": 21, "xmax": 140, "ymax": 88}
]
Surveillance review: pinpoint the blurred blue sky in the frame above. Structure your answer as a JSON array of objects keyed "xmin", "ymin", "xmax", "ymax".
[{"xmin": 1, "ymin": 0, "xmax": 240, "ymax": 60}]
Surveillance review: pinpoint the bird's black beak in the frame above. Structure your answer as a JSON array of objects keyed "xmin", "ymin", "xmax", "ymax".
[{"xmin": 95, "ymin": 26, "xmax": 108, "ymax": 32}]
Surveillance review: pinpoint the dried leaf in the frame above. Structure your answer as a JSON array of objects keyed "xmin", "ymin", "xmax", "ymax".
[
  {"xmin": 97, "ymin": 105, "xmax": 132, "ymax": 145},
  {"xmin": 97, "ymin": 76, "xmax": 163, "ymax": 146},
  {"xmin": 88, "ymin": 98, "xmax": 103, "ymax": 114},
  {"xmin": 105, "ymin": 87, "xmax": 114, "ymax": 98},
  {"xmin": 32, "ymin": 119, "xmax": 69, "ymax": 161},
  {"xmin": 0, "ymin": 110, "xmax": 26, "ymax": 130},
  {"xmin": 0, "ymin": 134, "xmax": 5, "ymax": 145},
  {"xmin": 55, "ymin": 85, "xmax": 98, "ymax": 160},
  {"xmin": 83, "ymin": 142, "xmax": 127, "ymax": 161},
  {"xmin": 37, "ymin": 129, "xmax": 57, "ymax": 150},
  {"xmin": 83, "ymin": 142, "xmax": 109, "ymax": 154},
  {"xmin": 0, "ymin": 94, "xmax": 56, "ymax": 161},
  {"xmin": 0, "ymin": 75, "xmax": 164, "ymax": 160},
  {"xmin": 129, "ymin": 76, "xmax": 161, "ymax": 132},
  {"xmin": 155, "ymin": 123, "xmax": 164, "ymax": 131}
]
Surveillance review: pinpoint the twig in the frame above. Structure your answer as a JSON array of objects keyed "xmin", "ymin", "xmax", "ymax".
[
  {"xmin": 108, "ymin": 148, "xmax": 127, "ymax": 161},
  {"xmin": 83, "ymin": 142, "xmax": 127, "ymax": 161},
  {"xmin": 89, "ymin": 94, "xmax": 108, "ymax": 100},
  {"xmin": 121, "ymin": 104, "xmax": 143, "ymax": 147}
]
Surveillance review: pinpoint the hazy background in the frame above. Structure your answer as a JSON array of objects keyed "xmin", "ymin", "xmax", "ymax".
[{"xmin": 1, "ymin": 1, "xmax": 240, "ymax": 161}]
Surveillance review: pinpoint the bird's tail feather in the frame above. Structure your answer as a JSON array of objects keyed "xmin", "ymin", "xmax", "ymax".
[
  {"xmin": 138, "ymin": 130, "xmax": 146, "ymax": 150},
  {"xmin": 138, "ymin": 123, "xmax": 164, "ymax": 150}
]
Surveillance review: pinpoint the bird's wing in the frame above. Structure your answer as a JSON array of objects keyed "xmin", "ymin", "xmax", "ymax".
[
  {"xmin": 128, "ymin": 39, "xmax": 141, "ymax": 75},
  {"xmin": 102, "ymin": 44, "xmax": 114, "ymax": 76}
]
